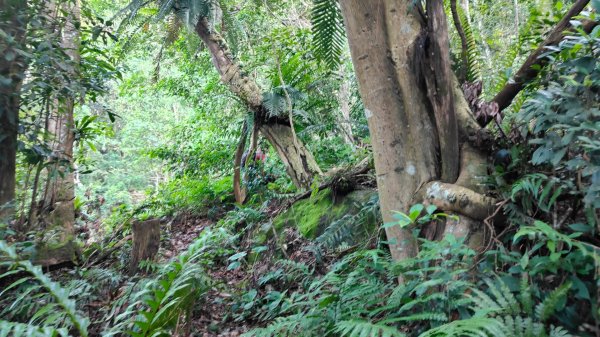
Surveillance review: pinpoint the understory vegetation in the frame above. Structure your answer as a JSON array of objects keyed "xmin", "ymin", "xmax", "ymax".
[{"xmin": 0, "ymin": 0, "xmax": 599, "ymax": 336}]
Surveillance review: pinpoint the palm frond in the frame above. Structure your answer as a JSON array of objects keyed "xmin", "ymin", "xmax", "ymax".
[{"xmin": 311, "ymin": 0, "xmax": 345, "ymax": 69}]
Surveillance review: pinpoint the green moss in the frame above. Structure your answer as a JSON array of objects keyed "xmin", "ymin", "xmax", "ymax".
[
  {"xmin": 273, "ymin": 189, "xmax": 335, "ymax": 238},
  {"xmin": 271, "ymin": 189, "xmax": 378, "ymax": 239},
  {"xmin": 31, "ymin": 239, "xmax": 80, "ymax": 266}
]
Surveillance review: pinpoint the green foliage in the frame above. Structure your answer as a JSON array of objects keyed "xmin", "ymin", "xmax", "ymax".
[
  {"xmin": 509, "ymin": 173, "xmax": 566, "ymax": 213},
  {"xmin": 335, "ymin": 320, "xmax": 407, "ymax": 337},
  {"xmin": 245, "ymin": 235, "xmax": 476, "ymax": 337},
  {"xmin": 311, "ymin": 0, "xmax": 345, "ymax": 69},
  {"xmin": 470, "ymin": 278, "xmax": 571, "ymax": 337},
  {"xmin": 517, "ymin": 19, "xmax": 600, "ymax": 208},
  {"xmin": 447, "ymin": 0, "xmax": 481, "ymax": 82},
  {"xmin": 419, "ymin": 318, "xmax": 506, "ymax": 337},
  {"xmin": 103, "ymin": 229, "xmax": 224, "ymax": 336},
  {"xmin": 420, "ymin": 276, "xmax": 574, "ymax": 337},
  {"xmin": 0, "ymin": 241, "xmax": 90, "ymax": 337},
  {"xmin": 0, "ymin": 321, "xmax": 69, "ymax": 337},
  {"xmin": 156, "ymin": 175, "xmax": 234, "ymax": 215},
  {"xmin": 315, "ymin": 192, "xmax": 380, "ymax": 251},
  {"xmin": 513, "ymin": 220, "xmax": 599, "ymax": 265}
]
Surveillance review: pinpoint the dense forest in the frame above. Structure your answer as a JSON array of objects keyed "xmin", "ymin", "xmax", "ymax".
[{"xmin": 0, "ymin": 0, "xmax": 599, "ymax": 336}]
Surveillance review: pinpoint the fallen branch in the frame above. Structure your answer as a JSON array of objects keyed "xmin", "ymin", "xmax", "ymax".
[{"xmin": 85, "ymin": 235, "xmax": 132, "ymax": 268}]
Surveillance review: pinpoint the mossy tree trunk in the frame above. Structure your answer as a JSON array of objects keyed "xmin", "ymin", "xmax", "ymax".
[
  {"xmin": 38, "ymin": 0, "xmax": 80, "ymax": 244},
  {"xmin": 0, "ymin": 0, "xmax": 28, "ymax": 223},
  {"xmin": 195, "ymin": 17, "xmax": 322, "ymax": 190}
]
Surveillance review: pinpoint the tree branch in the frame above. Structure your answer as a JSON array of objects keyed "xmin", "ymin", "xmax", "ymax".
[
  {"xmin": 485, "ymin": 0, "xmax": 596, "ymax": 124},
  {"xmin": 233, "ymin": 121, "xmax": 249, "ymax": 204}
]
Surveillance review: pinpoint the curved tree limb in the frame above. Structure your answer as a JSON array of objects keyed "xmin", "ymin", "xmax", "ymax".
[
  {"xmin": 485, "ymin": 0, "xmax": 596, "ymax": 124},
  {"xmin": 195, "ymin": 17, "xmax": 322, "ymax": 189},
  {"xmin": 415, "ymin": 181, "xmax": 496, "ymax": 221}
]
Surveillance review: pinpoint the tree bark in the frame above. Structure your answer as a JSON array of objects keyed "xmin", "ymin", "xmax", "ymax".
[
  {"xmin": 129, "ymin": 219, "xmax": 160, "ymax": 275},
  {"xmin": 40, "ymin": 0, "xmax": 80, "ymax": 240},
  {"xmin": 341, "ymin": 0, "xmax": 439, "ymax": 261},
  {"xmin": 233, "ymin": 121, "xmax": 249, "ymax": 204},
  {"xmin": 194, "ymin": 17, "xmax": 321, "ymax": 190},
  {"xmin": 260, "ymin": 123, "xmax": 322, "ymax": 189},
  {"xmin": 0, "ymin": 0, "xmax": 28, "ymax": 223},
  {"xmin": 337, "ymin": 74, "xmax": 355, "ymax": 146},
  {"xmin": 341, "ymin": 0, "xmax": 497, "ymax": 262},
  {"xmin": 424, "ymin": 0, "xmax": 459, "ymax": 183}
]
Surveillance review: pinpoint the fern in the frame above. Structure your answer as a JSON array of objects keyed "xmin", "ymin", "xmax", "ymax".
[
  {"xmin": 311, "ymin": 0, "xmax": 345, "ymax": 69},
  {"xmin": 244, "ymin": 314, "xmax": 305, "ymax": 337},
  {"xmin": 335, "ymin": 320, "xmax": 406, "ymax": 337},
  {"xmin": 103, "ymin": 232, "xmax": 215, "ymax": 337},
  {"xmin": 453, "ymin": 2, "xmax": 481, "ymax": 82},
  {"xmin": 510, "ymin": 173, "xmax": 564, "ymax": 213},
  {"xmin": 316, "ymin": 193, "xmax": 380, "ymax": 251},
  {"xmin": 464, "ymin": 277, "xmax": 573, "ymax": 337},
  {"xmin": 0, "ymin": 241, "xmax": 90, "ymax": 337},
  {"xmin": 246, "ymin": 237, "xmax": 476, "ymax": 336},
  {"xmin": 0, "ymin": 321, "xmax": 69, "ymax": 337},
  {"xmin": 419, "ymin": 317, "xmax": 506, "ymax": 337},
  {"xmin": 535, "ymin": 282, "xmax": 571, "ymax": 322},
  {"xmin": 218, "ymin": 0, "xmax": 246, "ymax": 56}
]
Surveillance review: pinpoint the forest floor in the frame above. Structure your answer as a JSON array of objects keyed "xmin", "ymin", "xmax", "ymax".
[
  {"xmin": 167, "ymin": 216, "xmax": 251, "ymax": 337},
  {"xmin": 80, "ymin": 211, "xmax": 319, "ymax": 337}
]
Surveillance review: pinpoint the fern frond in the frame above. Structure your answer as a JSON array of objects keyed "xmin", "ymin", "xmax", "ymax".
[
  {"xmin": 419, "ymin": 317, "xmax": 506, "ymax": 337},
  {"xmin": 549, "ymin": 326, "xmax": 573, "ymax": 337},
  {"xmin": 383, "ymin": 312, "xmax": 448, "ymax": 324},
  {"xmin": 311, "ymin": 0, "xmax": 346, "ymax": 69},
  {"xmin": 0, "ymin": 241, "xmax": 89, "ymax": 337},
  {"xmin": 0, "ymin": 320, "xmax": 69, "ymax": 337},
  {"xmin": 218, "ymin": 0, "xmax": 246, "ymax": 56},
  {"xmin": 335, "ymin": 320, "xmax": 406, "ymax": 337},
  {"xmin": 455, "ymin": 3, "xmax": 481, "ymax": 82},
  {"xmin": 535, "ymin": 282, "xmax": 571, "ymax": 322},
  {"xmin": 242, "ymin": 314, "xmax": 304, "ymax": 337}
]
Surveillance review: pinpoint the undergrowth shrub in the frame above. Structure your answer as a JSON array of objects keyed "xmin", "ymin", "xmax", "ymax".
[
  {"xmin": 244, "ymin": 234, "xmax": 476, "ymax": 337},
  {"xmin": 516, "ymin": 19, "xmax": 600, "ymax": 210},
  {"xmin": 155, "ymin": 175, "xmax": 234, "ymax": 215},
  {"xmin": 102, "ymin": 228, "xmax": 233, "ymax": 336},
  {"xmin": 0, "ymin": 241, "xmax": 90, "ymax": 337}
]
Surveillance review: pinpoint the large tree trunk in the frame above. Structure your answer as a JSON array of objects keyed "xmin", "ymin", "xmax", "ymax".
[
  {"xmin": 194, "ymin": 17, "xmax": 321, "ymax": 190},
  {"xmin": 0, "ymin": 0, "xmax": 28, "ymax": 223},
  {"xmin": 39, "ymin": 0, "xmax": 80, "ymax": 241},
  {"xmin": 341, "ymin": 0, "xmax": 494, "ymax": 261},
  {"xmin": 340, "ymin": 0, "xmax": 439, "ymax": 261}
]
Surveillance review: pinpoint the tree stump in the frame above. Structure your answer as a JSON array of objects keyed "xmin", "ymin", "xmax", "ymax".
[{"xmin": 129, "ymin": 219, "xmax": 160, "ymax": 275}]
